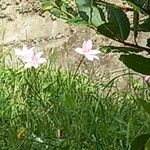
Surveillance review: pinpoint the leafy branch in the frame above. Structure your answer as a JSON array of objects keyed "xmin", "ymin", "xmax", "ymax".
[{"xmin": 42, "ymin": 0, "xmax": 150, "ymax": 75}]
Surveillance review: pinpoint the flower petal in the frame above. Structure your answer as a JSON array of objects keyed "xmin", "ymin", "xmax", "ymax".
[
  {"xmin": 24, "ymin": 49, "xmax": 34, "ymax": 58},
  {"xmin": 36, "ymin": 52, "xmax": 43, "ymax": 58},
  {"xmin": 82, "ymin": 40, "xmax": 87, "ymax": 50},
  {"xmin": 144, "ymin": 76, "xmax": 150, "ymax": 82},
  {"xmin": 85, "ymin": 54, "xmax": 94, "ymax": 61},
  {"xmin": 88, "ymin": 49, "xmax": 100, "ymax": 55},
  {"xmin": 75, "ymin": 48, "xmax": 84, "ymax": 54},
  {"xmin": 21, "ymin": 45, "xmax": 28, "ymax": 52},
  {"xmin": 33, "ymin": 63, "xmax": 39, "ymax": 69},
  {"xmin": 38, "ymin": 58, "xmax": 46, "ymax": 64},
  {"xmin": 92, "ymin": 55, "xmax": 99, "ymax": 60},
  {"xmin": 85, "ymin": 54, "xmax": 99, "ymax": 61},
  {"xmin": 14, "ymin": 48, "xmax": 24, "ymax": 56},
  {"xmin": 24, "ymin": 63, "xmax": 33, "ymax": 69},
  {"xmin": 85, "ymin": 39, "xmax": 92, "ymax": 50},
  {"xmin": 23, "ymin": 50, "xmax": 34, "ymax": 62},
  {"xmin": 15, "ymin": 45, "xmax": 46, "ymax": 69}
]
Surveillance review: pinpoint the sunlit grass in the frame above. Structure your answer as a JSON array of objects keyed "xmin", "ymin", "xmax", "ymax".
[{"xmin": 0, "ymin": 52, "xmax": 149, "ymax": 150}]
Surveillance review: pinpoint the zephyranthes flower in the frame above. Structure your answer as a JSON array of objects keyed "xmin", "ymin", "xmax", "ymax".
[
  {"xmin": 75, "ymin": 39, "xmax": 100, "ymax": 61},
  {"xmin": 14, "ymin": 45, "xmax": 46, "ymax": 69},
  {"xmin": 143, "ymin": 75, "xmax": 150, "ymax": 86}
]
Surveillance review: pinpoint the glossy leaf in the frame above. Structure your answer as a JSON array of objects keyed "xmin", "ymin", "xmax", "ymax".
[
  {"xmin": 119, "ymin": 54, "xmax": 150, "ymax": 75},
  {"xmin": 55, "ymin": 0, "xmax": 63, "ymax": 7},
  {"xmin": 107, "ymin": 5, "xmax": 130, "ymax": 40},
  {"xmin": 147, "ymin": 38, "xmax": 150, "ymax": 47},
  {"xmin": 100, "ymin": 46, "xmax": 142, "ymax": 53},
  {"xmin": 133, "ymin": 10, "xmax": 139, "ymax": 44},
  {"xmin": 75, "ymin": 0, "xmax": 105, "ymax": 27},
  {"xmin": 42, "ymin": 1, "xmax": 53, "ymax": 11},
  {"xmin": 97, "ymin": 5, "xmax": 130, "ymax": 41},
  {"xmin": 139, "ymin": 18, "xmax": 150, "ymax": 32},
  {"xmin": 97, "ymin": 22, "xmax": 119, "ymax": 39},
  {"xmin": 67, "ymin": 16, "xmax": 87, "ymax": 26},
  {"xmin": 50, "ymin": 8, "xmax": 63, "ymax": 18},
  {"xmin": 126, "ymin": 0, "xmax": 149, "ymax": 15}
]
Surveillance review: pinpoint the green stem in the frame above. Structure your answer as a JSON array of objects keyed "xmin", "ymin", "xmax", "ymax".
[
  {"xmin": 118, "ymin": 40, "xmax": 150, "ymax": 53},
  {"xmin": 50, "ymin": 2, "xmax": 74, "ymax": 18},
  {"xmin": 91, "ymin": 25, "xmax": 150, "ymax": 53}
]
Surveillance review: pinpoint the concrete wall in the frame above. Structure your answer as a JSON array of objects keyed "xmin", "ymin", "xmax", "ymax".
[
  {"xmin": 0, "ymin": 0, "xmax": 71, "ymax": 46},
  {"xmin": 0, "ymin": 0, "xmax": 147, "ymax": 88}
]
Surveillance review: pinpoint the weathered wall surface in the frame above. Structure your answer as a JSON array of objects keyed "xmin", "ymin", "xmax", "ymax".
[
  {"xmin": 0, "ymin": 0, "xmax": 148, "ymax": 87},
  {"xmin": 0, "ymin": 0, "xmax": 70, "ymax": 46}
]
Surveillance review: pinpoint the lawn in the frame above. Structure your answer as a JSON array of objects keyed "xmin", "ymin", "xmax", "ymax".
[{"xmin": 0, "ymin": 49, "xmax": 149, "ymax": 150}]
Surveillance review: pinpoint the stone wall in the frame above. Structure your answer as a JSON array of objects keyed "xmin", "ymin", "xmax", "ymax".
[
  {"xmin": 0, "ymin": 0, "xmax": 71, "ymax": 46},
  {"xmin": 0, "ymin": 0, "xmax": 147, "ymax": 88}
]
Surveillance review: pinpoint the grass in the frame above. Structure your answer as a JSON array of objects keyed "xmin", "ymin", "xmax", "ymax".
[{"xmin": 0, "ymin": 53, "xmax": 150, "ymax": 150}]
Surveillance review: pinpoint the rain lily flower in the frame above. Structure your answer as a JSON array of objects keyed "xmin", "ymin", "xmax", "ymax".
[
  {"xmin": 143, "ymin": 75, "xmax": 150, "ymax": 85},
  {"xmin": 14, "ymin": 45, "xmax": 46, "ymax": 69},
  {"xmin": 75, "ymin": 39, "xmax": 100, "ymax": 61},
  {"xmin": 14, "ymin": 45, "xmax": 35, "ymax": 61}
]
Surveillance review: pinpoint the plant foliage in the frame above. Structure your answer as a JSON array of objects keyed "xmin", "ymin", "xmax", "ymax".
[{"xmin": 40, "ymin": 0, "xmax": 150, "ymax": 149}]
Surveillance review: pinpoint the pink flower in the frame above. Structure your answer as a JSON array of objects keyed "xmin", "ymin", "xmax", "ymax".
[
  {"xmin": 14, "ymin": 45, "xmax": 46, "ymax": 69},
  {"xmin": 143, "ymin": 75, "xmax": 150, "ymax": 85},
  {"xmin": 75, "ymin": 39, "xmax": 100, "ymax": 61}
]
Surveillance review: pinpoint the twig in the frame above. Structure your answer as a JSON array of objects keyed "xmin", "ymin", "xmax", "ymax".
[{"xmin": 118, "ymin": 40, "xmax": 150, "ymax": 53}]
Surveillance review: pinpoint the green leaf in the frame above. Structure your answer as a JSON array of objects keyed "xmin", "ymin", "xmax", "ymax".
[
  {"xmin": 147, "ymin": 38, "xmax": 150, "ymax": 47},
  {"xmin": 91, "ymin": 6, "xmax": 105, "ymax": 27},
  {"xmin": 139, "ymin": 99, "xmax": 150, "ymax": 116},
  {"xmin": 42, "ymin": 5, "xmax": 53, "ymax": 11},
  {"xmin": 139, "ymin": 18, "xmax": 150, "ymax": 32},
  {"xmin": 131, "ymin": 134, "xmax": 150, "ymax": 150},
  {"xmin": 55, "ymin": 0, "xmax": 63, "ymax": 7},
  {"xmin": 50, "ymin": 8, "xmax": 63, "ymax": 17},
  {"xmin": 100, "ymin": 46, "xmax": 142, "ymax": 53},
  {"xmin": 107, "ymin": 5, "xmax": 130, "ymax": 40},
  {"xmin": 97, "ymin": 22, "xmax": 119, "ymax": 39},
  {"xmin": 126, "ymin": 0, "xmax": 149, "ymax": 15},
  {"xmin": 119, "ymin": 54, "xmax": 150, "ymax": 75},
  {"xmin": 66, "ymin": 16, "xmax": 87, "ymax": 26},
  {"xmin": 133, "ymin": 10, "xmax": 139, "ymax": 44},
  {"xmin": 41, "ymin": 1, "xmax": 53, "ymax": 11},
  {"xmin": 75, "ymin": 0, "xmax": 105, "ymax": 27}
]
